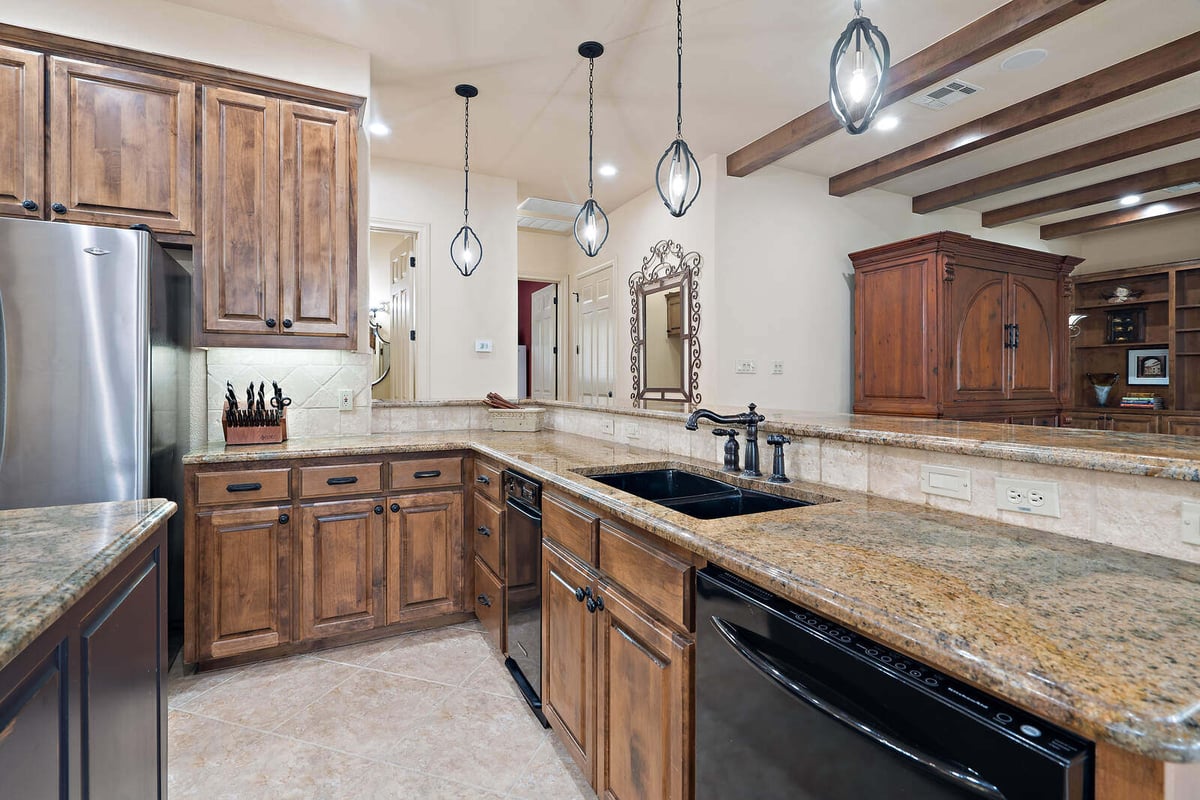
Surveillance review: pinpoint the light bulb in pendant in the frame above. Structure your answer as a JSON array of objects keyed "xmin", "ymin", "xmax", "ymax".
[
  {"xmin": 584, "ymin": 208, "xmax": 598, "ymax": 245},
  {"xmin": 849, "ymin": 68, "xmax": 867, "ymax": 102},
  {"xmin": 668, "ymin": 153, "xmax": 689, "ymax": 208},
  {"xmin": 460, "ymin": 245, "xmax": 474, "ymax": 265}
]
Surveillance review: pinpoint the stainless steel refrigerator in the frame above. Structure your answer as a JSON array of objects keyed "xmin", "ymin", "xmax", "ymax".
[{"xmin": 0, "ymin": 218, "xmax": 192, "ymax": 640}]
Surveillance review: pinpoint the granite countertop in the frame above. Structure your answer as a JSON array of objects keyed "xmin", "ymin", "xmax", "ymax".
[
  {"xmin": 0, "ymin": 499, "xmax": 177, "ymax": 672},
  {"xmin": 186, "ymin": 431, "xmax": 1200, "ymax": 762}
]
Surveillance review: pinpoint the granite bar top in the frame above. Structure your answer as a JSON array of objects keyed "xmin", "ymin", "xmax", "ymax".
[
  {"xmin": 186, "ymin": 431, "xmax": 1200, "ymax": 761},
  {"xmin": 0, "ymin": 499, "xmax": 177, "ymax": 672}
]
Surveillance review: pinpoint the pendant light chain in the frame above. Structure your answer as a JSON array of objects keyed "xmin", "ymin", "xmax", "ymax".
[
  {"xmin": 675, "ymin": 0, "xmax": 683, "ymax": 138},
  {"xmin": 574, "ymin": 41, "xmax": 609, "ymax": 257},
  {"xmin": 462, "ymin": 94, "xmax": 470, "ymax": 224},
  {"xmin": 588, "ymin": 56, "xmax": 595, "ymax": 198},
  {"xmin": 450, "ymin": 83, "xmax": 481, "ymax": 276}
]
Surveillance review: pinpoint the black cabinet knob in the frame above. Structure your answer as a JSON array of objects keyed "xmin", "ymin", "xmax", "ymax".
[
  {"xmin": 282, "ymin": 318, "xmax": 293, "ymax": 329},
  {"xmin": 278, "ymin": 513, "xmax": 289, "ymax": 525},
  {"xmin": 266, "ymin": 318, "xmax": 277, "ymax": 328},
  {"xmin": 586, "ymin": 594, "xmax": 605, "ymax": 614},
  {"xmin": 477, "ymin": 526, "xmax": 491, "ymax": 537},
  {"xmin": 390, "ymin": 503, "xmax": 400, "ymax": 513},
  {"xmin": 374, "ymin": 504, "xmax": 384, "ymax": 515},
  {"xmin": 573, "ymin": 586, "xmax": 590, "ymax": 602},
  {"xmin": 477, "ymin": 593, "xmax": 492, "ymax": 607},
  {"xmin": 51, "ymin": 202, "xmax": 67, "ymax": 214},
  {"xmin": 21, "ymin": 199, "xmax": 37, "ymax": 211}
]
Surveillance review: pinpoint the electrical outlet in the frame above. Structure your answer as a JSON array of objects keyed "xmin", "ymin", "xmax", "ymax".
[
  {"xmin": 771, "ymin": 360, "xmax": 784, "ymax": 375},
  {"xmin": 474, "ymin": 339, "xmax": 493, "ymax": 353},
  {"xmin": 1183, "ymin": 501, "xmax": 1200, "ymax": 547},
  {"xmin": 994, "ymin": 478, "xmax": 1061, "ymax": 518},
  {"xmin": 338, "ymin": 390, "xmax": 354, "ymax": 411},
  {"xmin": 735, "ymin": 359, "xmax": 757, "ymax": 374},
  {"xmin": 622, "ymin": 422, "xmax": 640, "ymax": 439}
]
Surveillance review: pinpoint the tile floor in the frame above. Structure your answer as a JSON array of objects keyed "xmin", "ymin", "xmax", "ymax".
[{"xmin": 168, "ymin": 621, "xmax": 594, "ymax": 799}]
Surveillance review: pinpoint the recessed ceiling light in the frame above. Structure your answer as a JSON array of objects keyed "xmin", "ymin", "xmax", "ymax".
[
  {"xmin": 1001, "ymin": 49, "xmax": 1048, "ymax": 71},
  {"xmin": 598, "ymin": 164, "xmax": 618, "ymax": 177},
  {"xmin": 1145, "ymin": 203, "xmax": 1170, "ymax": 216},
  {"xmin": 1118, "ymin": 194, "xmax": 1142, "ymax": 206},
  {"xmin": 368, "ymin": 122, "xmax": 390, "ymax": 136},
  {"xmin": 875, "ymin": 115, "xmax": 899, "ymax": 131}
]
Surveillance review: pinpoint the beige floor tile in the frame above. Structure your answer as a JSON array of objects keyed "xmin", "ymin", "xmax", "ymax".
[
  {"xmin": 450, "ymin": 618, "xmax": 485, "ymax": 633},
  {"xmin": 277, "ymin": 669, "xmax": 454, "ymax": 760},
  {"xmin": 508, "ymin": 733, "xmax": 594, "ymax": 800},
  {"xmin": 346, "ymin": 764, "xmax": 507, "ymax": 799},
  {"xmin": 167, "ymin": 657, "xmax": 235, "ymax": 709},
  {"xmin": 176, "ymin": 655, "xmax": 356, "ymax": 730},
  {"xmin": 461, "ymin": 652, "xmax": 523, "ymax": 700},
  {"xmin": 369, "ymin": 626, "xmax": 493, "ymax": 686},
  {"xmin": 309, "ymin": 635, "xmax": 405, "ymax": 668},
  {"xmin": 388, "ymin": 688, "xmax": 549, "ymax": 793}
]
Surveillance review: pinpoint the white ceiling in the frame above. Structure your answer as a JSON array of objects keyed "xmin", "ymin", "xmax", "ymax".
[{"xmin": 172, "ymin": 0, "xmax": 1200, "ymax": 231}]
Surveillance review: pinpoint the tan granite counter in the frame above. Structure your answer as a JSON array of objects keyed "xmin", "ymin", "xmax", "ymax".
[
  {"xmin": 186, "ymin": 431, "xmax": 1200, "ymax": 761},
  {"xmin": 0, "ymin": 499, "xmax": 177, "ymax": 672}
]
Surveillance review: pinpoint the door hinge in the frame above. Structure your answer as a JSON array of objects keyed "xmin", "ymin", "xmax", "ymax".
[
  {"xmin": 553, "ymin": 346, "xmax": 558, "ymax": 354},
  {"xmin": 409, "ymin": 256, "xmax": 416, "ymax": 268},
  {"xmin": 409, "ymin": 330, "xmax": 416, "ymax": 341},
  {"xmin": 576, "ymin": 345, "xmax": 580, "ymax": 355},
  {"xmin": 552, "ymin": 295, "xmax": 558, "ymax": 305}
]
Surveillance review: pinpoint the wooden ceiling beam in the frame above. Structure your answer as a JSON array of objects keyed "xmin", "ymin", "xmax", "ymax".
[
  {"xmin": 1040, "ymin": 192, "xmax": 1200, "ymax": 239},
  {"xmin": 724, "ymin": 0, "xmax": 1107, "ymax": 178},
  {"xmin": 911, "ymin": 109, "xmax": 1200, "ymax": 214},
  {"xmin": 982, "ymin": 157, "xmax": 1200, "ymax": 227},
  {"xmin": 829, "ymin": 31, "xmax": 1200, "ymax": 197}
]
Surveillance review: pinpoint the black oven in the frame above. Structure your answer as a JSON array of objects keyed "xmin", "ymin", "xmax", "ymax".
[{"xmin": 696, "ymin": 565, "xmax": 1092, "ymax": 800}]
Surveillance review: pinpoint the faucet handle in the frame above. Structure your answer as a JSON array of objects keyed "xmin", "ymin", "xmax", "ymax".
[
  {"xmin": 766, "ymin": 434, "xmax": 790, "ymax": 446},
  {"xmin": 712, "ymin": 427, "xmax": 739, "ymax": 438}
]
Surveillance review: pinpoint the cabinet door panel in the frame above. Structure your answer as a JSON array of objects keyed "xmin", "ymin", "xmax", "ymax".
[
  {"xmin": 279, "ymin": 101, "xmax": 352, "ymax": 338},
  {"xmin": 197, "ymin": 505, "xmax": 291, "ymax": 658},
  {"xmin": 386, "ymin": 491, "xmax": 464, "ymax": 624},
  {"xmin": 0, "ymin": 45, "xmax": 43, "ymax": 218},
  {"xmin": 1164, "ymin": 416, "xmax": 1200, "ymax": 437},
  {"xmin": 1109, "ymin": 413, "xmax": 1158, "ymax": 434},
  {"xmin": 48, "ymin": 57, "xmax": 194, "ymax": 232},
  {"xmin": 299, "ymin": 498, "xmax": 384, "ymax": 640},
  {"xmin": 0, "ymin": 645, "xmax": 67, "ymax": 800},
  {"xmin": 947, "ymin": 266, "xmax": 1007, "ymax": 402},
  {"xmin": 855, "ymin": 258, "xmax": 936, "ymax": 405},
  {"xmin": 542, "ymin": 542, "xmax": 596, "ymax": 783},
  {"xmin": 596, "ymin": 584, "xmax": 691, "ymax": 800},
  {"xmin": 201, "ymin": 86, "xmax": 280, "ymax": 335},
  {"xmin": 1062, "ymin": 412, "xmax": 1107, "ymax": 430},
  {"xmin": 1010, "ymin": 274, "xmax": 1059, "ymax": 400}
]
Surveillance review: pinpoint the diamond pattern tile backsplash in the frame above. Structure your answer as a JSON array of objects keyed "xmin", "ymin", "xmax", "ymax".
[{"xmin": 205, "ymin": 348, "xmax": 372, "ymax": 442}]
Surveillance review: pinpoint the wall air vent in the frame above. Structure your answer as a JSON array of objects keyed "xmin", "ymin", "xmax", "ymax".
[
  {"xmin": 908, "ymin": 79, "xmax": 982, "ymax": 110},
  {"xmin": 1164, "ymin": 181, "xmax": 1200, "ymax": 193}
]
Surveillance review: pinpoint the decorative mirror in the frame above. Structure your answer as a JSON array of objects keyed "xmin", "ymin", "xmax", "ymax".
[{"xmin": 630, "ymin": 240, "xmax": 702, "ymax": 405}]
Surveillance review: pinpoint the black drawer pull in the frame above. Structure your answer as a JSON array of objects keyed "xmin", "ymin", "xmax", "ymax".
[
  {"xmin": 226, "ymin": 482, "xmax": 262, "ymax": 493},
  {"xmin": 413, "ymin": 470, "xmax": 442, "ymax": 479},
  {"xmin": 477, "ymin": 526, "xmax": 491, "ymax": 537},
  {"xmin": 477, "ymin": 593, "xmax": 492, "ymax": 607},
  {"xmin": 476, "ymin": 475, "xmax": 490, "ymax": 485},
  {"xmin": 326, "ymin": 476, "xmax": 359, "ymax": 486}
]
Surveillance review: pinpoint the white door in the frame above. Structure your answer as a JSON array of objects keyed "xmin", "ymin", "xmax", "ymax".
[
  {"xmin": 574, "ymin": 264, "xmax": 614, "ymax": 407},
  {"xmin": 530, "ymin": 284, "xmax": 558, "ymax": 401},
  {"xmin": 390, "ymin": 239, "xmax": 416, "ymax": 401}
]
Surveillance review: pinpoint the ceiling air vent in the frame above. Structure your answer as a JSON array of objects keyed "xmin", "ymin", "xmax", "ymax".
[
  {"xmin": 517, "ymin": 197, "xmax": 581, "ymax": 235},
  {"xmin": 1164, "ymin": 181, "xmax": 1200, "ymax": 194},
  {"xmin": 908, "ymin": 79, "xmax": 982, "ymax": 110},
  {"xmin": 517, "ymin": 214, "xmax": 574, "ymax": 234}
]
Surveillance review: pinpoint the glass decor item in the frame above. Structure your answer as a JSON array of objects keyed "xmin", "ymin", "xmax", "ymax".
[
  {"xmin": 1086, "ymin": 372, "xmax": 1120, "ymax": 407},
  {"xmin": 655, "ymin": 0, "xmax": 701, "ymax": 217},
  {"xmin": 450, "ymin": 84, "xmax": 482, "ymax": 277},
  {"xmin": 573, "ymin": 42, "xmax": 610, "ymax": 257},
  {"xmin": 829, "ymin": 0, "xmax": 891, "ymax": 134},
  {"xmin": 1067, "ymin": 313, "xmax": 1087, "ymax": 338}
]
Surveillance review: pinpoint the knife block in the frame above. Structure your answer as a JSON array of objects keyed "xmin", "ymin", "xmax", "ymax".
[{"xmin": 222, "ymin": 403, "xmax": 288, "ymax": 445}]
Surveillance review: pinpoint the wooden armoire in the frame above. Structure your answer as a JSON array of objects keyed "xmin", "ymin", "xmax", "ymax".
[{"xmin": 851, "ymin": 232, "xmax": 1083, "ymax": 423}]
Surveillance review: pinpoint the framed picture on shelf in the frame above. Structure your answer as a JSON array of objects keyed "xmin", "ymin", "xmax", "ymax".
[{"xmin": 1128, "ymin": 347, "xmax": 1169, "ymax": 385}]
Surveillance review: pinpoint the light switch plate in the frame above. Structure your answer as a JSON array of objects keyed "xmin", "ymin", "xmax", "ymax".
[
  {"xmin": 475, "ymin": 339, "xmax": 493, "ymax": 353},
  {"xmin": 994, "ymin": 478, "xmax": 1061, "ymax": 518},
  {"xmin": 1182, "ymin": 501, "xmax": 1200, "ymax": 546},
  {"xmin": 919, "ymin": 464, "xmax": 971, "ymax": 500}
]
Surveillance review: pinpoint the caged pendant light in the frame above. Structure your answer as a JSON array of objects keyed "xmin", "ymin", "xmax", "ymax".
[
  {"xmin": 655, "ymin": 0, "xmax": 701, "ymax": 218},
  {"xmin": 450, "ymin": 84, "xmax": 483, "ymax": 276},
  {"xmin": 829, "ymin": 0, "xmax": 891, "ymax": 135},
  {"xmin": 574, "ymin": 41, "xmax": 609, "ymax": 258}
]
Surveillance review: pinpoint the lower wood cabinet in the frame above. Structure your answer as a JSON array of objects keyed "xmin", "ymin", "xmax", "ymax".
[
  {"xmin": 473, "ymin": 557, "xmax": 505, "ymax": 652},
  {"xmin": 386, "ymin": 491, "xmax": 464, "ymax": 624},
  {"xmin": 543, "ymin": 541, "xmax": 598, "ymax": 782},
  {"xmin": 1063, "ymin": 411, "xmax": 1159, "ymax": 433},
  {"xmin": 0, "ymin": 645, "xmax": 66, "ymax": 798},
  {"xmin": 297, "ymin": 497, "xmax": 385, "ymax": 640},
  {"xmin": 1164, "ymin": 416, "xmax": 1200, "ymax": 437}
]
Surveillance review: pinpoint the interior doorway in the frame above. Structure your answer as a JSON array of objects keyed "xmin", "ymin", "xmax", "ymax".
[
  {"xmin": 369, "ymin": 223, "xmax": 429, "ymax": 400},
  {"xmin": 573, "ymin": 261, "xmax": 615, "ymax": 406},
  {"xmin": 518, "ymin": 279, "xmax": 558, "ymax": 400}
]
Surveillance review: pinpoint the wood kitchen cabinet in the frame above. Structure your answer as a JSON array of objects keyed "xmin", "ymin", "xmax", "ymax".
[
  {"xmin": 0, "ymin": 44, "xmax": 43, "ymax": 219},
  {"xmin": 48, "ymin": 56, "xmax": 195, "ymax": 233},
  {"xmin": 1062, "ymin": 411, "xmax": 1159, "ymax": 433},
  {"xmin": 386, "ymin": 490, "xmax": 464, "ymax": 624},
  {"xmin": 297, "ymin": 497, "xmax": 385, "ymax": 641},
  {"xmin": 852, "ymin": 232, "xmax": 1081, "ymax": 420}
]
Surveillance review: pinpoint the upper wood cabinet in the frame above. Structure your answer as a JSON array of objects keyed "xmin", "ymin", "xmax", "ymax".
[
  {"xmin": 0, "ymin": 45, "xmax": 43, "ymax": 218},
  {"xmin": 851, "ymin": 232, "xmax": 1081, "ymax": 419},
  {"xmin": 48, "ymin": 57, "xmax": 195, "ymax": 233}
]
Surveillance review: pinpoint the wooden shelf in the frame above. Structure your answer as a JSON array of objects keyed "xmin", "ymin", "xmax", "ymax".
[
  {"xmin": 1177, "ymin": 327, "xmax": 1200, "ymax": 333},
  {"xmin": 1072, "ymin": 341, "xmax": 1169, "ymax": 350},
  {"xmin": 1178, "ymin": 303, "xmax": 1200, "ymax": 310},
  {"xmin": 1074, "ymin": 297, "xmax": 1169, "ymax": 310},
  {"xmin": 1177, "ymin": 352, "xmax": 1200, "ymax": 357}
]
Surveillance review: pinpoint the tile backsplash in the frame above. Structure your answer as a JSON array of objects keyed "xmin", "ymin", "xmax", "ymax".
[{"xmin": 205, "ymin": 348, "xmax": 372, "ymax": 441}]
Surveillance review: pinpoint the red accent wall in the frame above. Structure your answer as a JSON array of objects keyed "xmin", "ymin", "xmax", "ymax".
[{"xmin": 518, "ymin": 280, "xmax": 553, "ymax": 398}]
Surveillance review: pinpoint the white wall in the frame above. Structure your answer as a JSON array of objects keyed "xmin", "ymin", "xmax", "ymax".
[
  {"xmin": 518, "ymin": 230, "xmax": 572, "ymax": 280},
  {"xmin": 4, "ymin": 0, "xmax": 370, "ymax": 96},
  {"xmin": 1074, "ymin": 215, "xmax": 1200, "ymax": 274},
  {"xmin": 370, "ymin": 157, "xmax": 518, "ymax": 400}
]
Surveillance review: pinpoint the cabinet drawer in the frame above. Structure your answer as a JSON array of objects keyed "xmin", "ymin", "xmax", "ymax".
[
  {"xmin": 473, "ymin": 493, "xmax": 504, "ymax": 577},
  {"xmin": 196, "ymin": 468, "xmax": 291, "ymax": 506},
  {"xmin": 599, "ymin": 521, "xmax": 693, "ymax": 632},
  {"xmin": 390, "ymin": 457, "xmax": 462, "ymax": 491},
  {"xmin": 474, "ymin": 460, "xmax": 503, "ymax": 504},
  {"xmin": 298, "ymin": 462, "xmax": 383, "ymax": 498},
  {"xmin": 544, "ymin": 492, "xmax": 599, "ymax": 564},
  {"xmin": 474, "ymin": 557, "xmax": 505, "ymax": 652}
]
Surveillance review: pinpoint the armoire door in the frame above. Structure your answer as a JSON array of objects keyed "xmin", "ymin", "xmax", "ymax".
[
  {"xmin": 945, "ymin": 265, "xmax": 1008, "ymax": 403},
  {"xmin": 1008, "ymin": 273, "xmax": 1060, "ymax": 402}
]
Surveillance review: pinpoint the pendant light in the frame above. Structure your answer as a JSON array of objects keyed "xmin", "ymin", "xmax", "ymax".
[
  {"xmin": 450, "ymin": 84, "xmax": 482, "ymax": 276},
  {"xmin": 574, "ymin": 42, "xmax": 609, "ymax": 258},
  {"xmin": 655, "ymin": 0, "xmax": 700, "ymax": 218},
  {"xmin": 829, "ymin": 0, "xmax": 891, "ymax": 135}
]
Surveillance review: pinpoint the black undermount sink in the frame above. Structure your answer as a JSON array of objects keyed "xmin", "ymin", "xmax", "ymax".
[{"xmin": 587, "ymin": 468, "xmax": 813, "ymax": 520}]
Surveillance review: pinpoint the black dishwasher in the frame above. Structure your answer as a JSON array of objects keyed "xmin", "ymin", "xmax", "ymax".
[{"xmin": 696, "ymin": 566, "xmax": 1092, "ymax": 800}]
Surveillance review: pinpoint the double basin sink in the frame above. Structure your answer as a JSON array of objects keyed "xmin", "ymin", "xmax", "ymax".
[{"xmin": 586, "ymin": 468, "xmax": 819, "ymax": 520}]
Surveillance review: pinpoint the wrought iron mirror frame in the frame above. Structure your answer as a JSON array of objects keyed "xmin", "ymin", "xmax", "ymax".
[{"xmin": 630, "ymin": 239, "xmax": 702, "ymax": 404}]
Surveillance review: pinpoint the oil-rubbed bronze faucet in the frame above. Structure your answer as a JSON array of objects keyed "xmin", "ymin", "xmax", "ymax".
[{"xmin": 685, "ymin": 403, "xmax": 767, "ymax": 477}]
